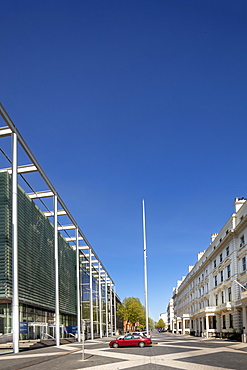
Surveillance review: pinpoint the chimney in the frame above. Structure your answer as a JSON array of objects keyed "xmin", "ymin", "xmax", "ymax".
[
  {"xmin": 197, "ymin": 251, "xmax": 205, "ymax": 261},
  {"xmin": 234, "ymin": 197, "xmax": 247, "ymax": 213},
  {"xmin": 211, "ymin": 233, "xmax": 218, "ymax": 242},
  {"xmin": 188, "ymin": 265, "xmax": 194, "ymax": 272}
]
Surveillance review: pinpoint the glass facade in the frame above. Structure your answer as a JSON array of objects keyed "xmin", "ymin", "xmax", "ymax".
[{"xmin": 0, "ymin": 104, "xmax": 121, "ymax": 345}]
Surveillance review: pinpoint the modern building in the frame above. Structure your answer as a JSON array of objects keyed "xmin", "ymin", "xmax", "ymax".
[
  {"xmin": 169, "ymin": 198, "xmax": 247, "ymax": 342},
  {"xmin": 0, "ymin": 104, "xmax": 121, "ymax": 352}
]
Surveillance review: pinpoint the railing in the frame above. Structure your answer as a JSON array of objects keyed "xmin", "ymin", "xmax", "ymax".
[{"xmin": 43, "ymin": 333, "xmax": 55, "ymax": 340}]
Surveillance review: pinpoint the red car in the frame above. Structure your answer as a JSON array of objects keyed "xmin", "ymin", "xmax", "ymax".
[{"xmin": 109, "ymin": 334, "xmax": 152, "ymax": 348}]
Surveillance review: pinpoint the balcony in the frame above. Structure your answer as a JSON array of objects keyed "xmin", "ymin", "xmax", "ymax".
[
  {"xmin": 241, "ymin": 291, "xmax": 247, "ymax": 303},
  {"xmin": 216, "ymin": 302, "xmax": 232, "ymax": 312}
]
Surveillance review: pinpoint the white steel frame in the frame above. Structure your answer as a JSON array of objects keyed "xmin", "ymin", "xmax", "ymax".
[{"xmin": 0, "ymin": 103, "xmax": 116, "ymax": 353}]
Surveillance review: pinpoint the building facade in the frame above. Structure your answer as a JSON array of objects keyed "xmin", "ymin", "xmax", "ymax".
[
  {"xmin": 0, "ymin": 104, "xmax": 121, "ymax": 351},
  {"xmin": 170, "ymin": 198, "xmax": 247, "ymax": 342}
]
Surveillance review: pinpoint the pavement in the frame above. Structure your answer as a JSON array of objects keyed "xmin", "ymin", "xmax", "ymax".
[{"xmin": 0, "ymin": 333, "xmax": 247, "ymax": 370}]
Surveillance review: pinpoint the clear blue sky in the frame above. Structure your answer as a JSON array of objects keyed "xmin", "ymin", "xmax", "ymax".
[{"xmin": 1, "ymin": 0, "xmax": 247, "ymax": 321}]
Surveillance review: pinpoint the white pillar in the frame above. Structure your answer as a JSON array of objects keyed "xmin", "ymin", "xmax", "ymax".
[
  {"xmin": 182, "ymin": 317, "xmax": 185, "ymax": 335},
  {"xmin": 243, "ymin": 307, "xmax": 247, "ymax": 334},
  {"xmin": 12, "ymin": 132, "xmax": 19, "ymax": 354},
  {"xmin": 110, "ymin": 284, "xmax": 113, "ymax": 336},
  {"xmin": 201, "ymin": 317, "xmax": 205, "ymax": 336},
  {"xmin": 54, "ymin": 195, "xmax": 60, "ymax": 346},
  {"xmin": 114, "ymin": 285, "xmax": 117, "ymax": 335},
  {"xmin": 206, "ymin": 315, "xmax": 209, "ymax": 338},
  {"xmin": 216, "ymin": 314, "xmax": 221, "ymax": 332},
  {"xmin": 105, "ymin": 280, "xmax": 108, "ymax": 337},
  {"xmin": 76, "ymin": 228, "xmax": 81, "ymax": 342},
  {"xmin": 99, "ymin": 265, "xmax": 102, "ymax": 338},
  {"xmin": 89, "ymin": 249, "xmax": 93, "ymax": 340}
]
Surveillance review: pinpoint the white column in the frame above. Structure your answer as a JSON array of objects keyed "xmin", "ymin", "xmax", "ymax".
[
  {"xmin": 243, "ymin": 307, "xmax": 247, "ymax": 334},
  {"xmin": 99, "ymin": 265, "xmax": 102, "ymax": 338},
  {"xmin": 110, "ymin": 284, "xmax": 113, "ymax": 336},
  {"xmin": 54, "ymin": 195, "xmax": 60, "ymax": 346},
  {"xmin": 114, "ymin": 285, "xmax": 117, "ymax": 335},
  {"xmin": 76, "ymin": 228, "xmax": 81, "ymax": 342},
  {"xmin": 206, "ymin": 315, "xmax": 209, "ymax": 338},
  {"xmin": 105, "ymin": 280, "xmax": 108, "ymax": 336},
  {"xmin": 89, "ymin": 249, "xmax": 93, "ymax": 339},
  {"xmin": 201, "ymin": 317, "xmax": 205, "ymax": 336},
  {"xmin": 12, "ymin": 132, "xmax": 19, "ymax": 354},
  {"xmin": 216, "ymin": 314, "xmax": 221, "ymax": 332},
  {"xmin": 182, "ymin": 317, "xmax": 185, "ymax": 335}
]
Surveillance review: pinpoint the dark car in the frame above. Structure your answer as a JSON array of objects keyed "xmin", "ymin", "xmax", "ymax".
[{"xmin": 109, "ymin": 334, "xmax": 152, "ymax": 348}]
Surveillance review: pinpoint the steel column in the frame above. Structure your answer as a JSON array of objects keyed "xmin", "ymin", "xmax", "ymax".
[
  {"xmin": 76, "ymin": 228, "xmax": 81, "ymax": 342},
  {"xmin": 105, "ymin": 280, "xmax": 108, "ymax": 336},
  {"xmin": 110, "ymin": 284, "xmax": 113, "ymax": 336},
  {"xmin": 12, "ymin": 132, "xmax": 19, "ymax": 354},
  {"xmin": 54, "ymin": 195, "xmax": 60, "ymax": 346},
  {"xmin": 114, "ymin": 285, "xmax": 117, "ymax": 335},
  {"xmin": 99, "ymin": 264, "xmax": 102, "ymax": 338},
  {"xmin": 89, "ymin": 249, "xmax": 94, "ymax": 339}
]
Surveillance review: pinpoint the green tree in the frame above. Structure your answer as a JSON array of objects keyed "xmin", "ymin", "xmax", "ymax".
[
  {"xmin": 155, "ymin": 318, "xmax": 165, "ymax": 329},
  {"xmin": 117, "ymin": 297, "xmax": 145, "ymax": 326},
  {"xmin": 148, "ymin": 317, "xmax": 155, "ymax": 329}
]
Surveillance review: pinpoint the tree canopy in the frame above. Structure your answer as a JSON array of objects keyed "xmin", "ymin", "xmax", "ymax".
[
  {"xmin": 155, "ymin": 318, "xmax": 165, "ymax": 328},
  {"xmin": 117, "ymin": 297, "xmax": 145, "ymax": 326}
]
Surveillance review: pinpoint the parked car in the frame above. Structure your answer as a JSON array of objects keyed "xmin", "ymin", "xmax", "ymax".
[{"xmin": 109, "ymin": 334, "xmax": 152, "ymax": 348}]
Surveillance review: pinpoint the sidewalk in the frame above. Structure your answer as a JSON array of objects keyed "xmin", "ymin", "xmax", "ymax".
[{"xmin": 0, "ymin": 337, "xmax": 114, "ymax": 370}]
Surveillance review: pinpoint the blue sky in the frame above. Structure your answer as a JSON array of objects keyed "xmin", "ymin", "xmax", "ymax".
[{"xmin": 1, "ymin": 0, "xmax": 247, "ymax": 321}]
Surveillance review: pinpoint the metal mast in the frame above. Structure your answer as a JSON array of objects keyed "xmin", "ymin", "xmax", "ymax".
[{"xmin": 142, "ymin": 199, "xmax": 149, "ymax": 333}]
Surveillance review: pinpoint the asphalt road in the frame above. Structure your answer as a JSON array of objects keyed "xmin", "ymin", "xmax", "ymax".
[{"xmin": 0, "ymin": 331, "xmax": 247, "ymax": 369}]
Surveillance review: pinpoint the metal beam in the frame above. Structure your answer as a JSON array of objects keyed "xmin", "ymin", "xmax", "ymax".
[
  {"xmin": 28, "ymin": 190, "xmax": 54, "ymax": 199},
  {"xmin": 44, "ymin": 210, "xmax": 67, "ymax": 217},
  {"xmin": 0, "ymin": 164, "xmax": 37, "ymax": 174},
  {"xmin": 58, "ymin": 224, "xmax": 76, "ymax": 231},
  {"xmin": 65, "ymin": 236, "xmax": 84, "ymax": 242},
  {"xmin": 0, "ymin": 126, "xmax": 12, "ymax": 137}
]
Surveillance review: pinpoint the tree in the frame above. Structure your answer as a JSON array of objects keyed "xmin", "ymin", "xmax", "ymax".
[
  {"xmin": 117, "ymin": 297, "xmax": 145, "ymax": 326},
  {"xmin": 155, "ymin": 318, "xmax": 165, "ymax": 329},
  {"xmin": 148, "ymin": 317, "xmax": 155, "ymax": 329}
]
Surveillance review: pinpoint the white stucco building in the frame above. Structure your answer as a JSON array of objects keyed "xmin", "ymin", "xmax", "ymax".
[{"xmin": 170, "ymin": 198, "xmax": 247, "ymax": 342}]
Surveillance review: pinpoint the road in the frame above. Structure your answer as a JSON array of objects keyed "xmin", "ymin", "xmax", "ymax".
[{"xmin": 0, "ymin": 331, "xmax": 247, "ymax": 369}]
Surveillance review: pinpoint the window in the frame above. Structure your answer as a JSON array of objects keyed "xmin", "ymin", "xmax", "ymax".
[
  {"xmin": 228, "ymin": 287, "xmax": 232, "ymax": 301},
  {"xmin": 221, "ymin": 291, "xmax": 224, "ymax": 304},
  {"xmin": 214, "ymin": 260, "xmax": 217, "ymax": 268},
  {"xmin": 229, "ymin": 314, "xmax": 233, "ymax": 328},
  {"xmin": 226, "ymin": 246, "xmax": 229, "ymax": 256},
  {"xmin": 227, "ymin": 265, "xmax": 231, "ymax": 278},
  {"xmin": 220, "ymin": 253, "xmax": 223, "ymax": 262},
  {"xmin": 221, "ymin": 270, "xmax": 224, "ymax": 282},
  {"xmin": 223, "ymin": 315, "xmax": 226, "ymax": 329},
  {"xmin": 240, "ymin": 235, "xmax": 245, "ymax": 247},
  {"xmin": 215, "ymin": 275, "xmax": 218, "ymax": 287},
  {"xmin": 243, "ymin": 256, "xmax": 246, "ymax": 271},
  {"xmin": 215, "ymin": 294, "xmax": 218, "ymax": 306}
]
